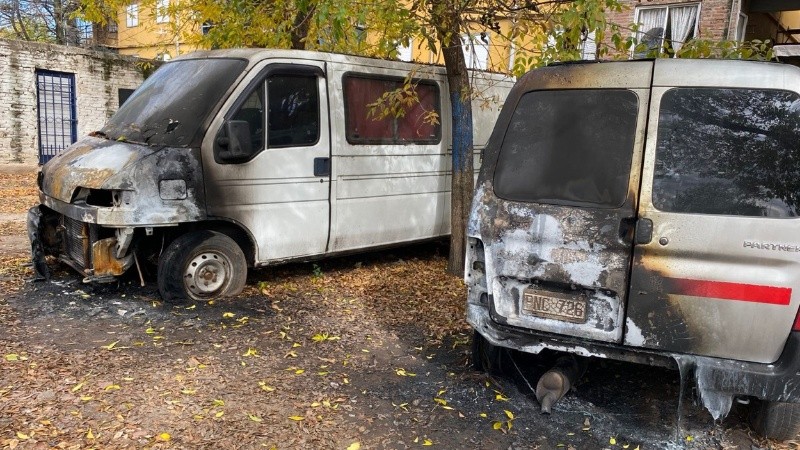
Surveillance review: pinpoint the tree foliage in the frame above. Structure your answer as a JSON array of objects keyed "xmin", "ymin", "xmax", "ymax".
[{"xmin": 0, "ymin": 0, "xmax": 83, "ymax": 44}]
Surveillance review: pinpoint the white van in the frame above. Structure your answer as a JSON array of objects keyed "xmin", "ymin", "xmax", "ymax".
[
  {"xmin": 466, "ymin": 58, "xmax": 800, "ymax": 440},
  {"xmin": 29, "ymin": 49, "xmax": 513, "ymax": 301}
]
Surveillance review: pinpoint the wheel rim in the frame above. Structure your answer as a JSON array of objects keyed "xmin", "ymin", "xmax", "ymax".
[{"xmin": 184, "ymin": 251, "xmax": 231, "ymax": 298}]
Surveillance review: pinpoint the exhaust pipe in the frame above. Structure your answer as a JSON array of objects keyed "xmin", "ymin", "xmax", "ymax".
[{"xmin": 535, "ymin": 355, "xmax": 587, "ymax": 414}]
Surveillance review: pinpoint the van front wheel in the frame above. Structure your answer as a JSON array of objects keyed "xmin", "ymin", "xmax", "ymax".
[
  {"xmin": 158, "ymin": 230, "xmax": 247, "ymax": 303},
  {"xmin": 749, "ymin": 399, "xmax": 800, "ymax": 441}
]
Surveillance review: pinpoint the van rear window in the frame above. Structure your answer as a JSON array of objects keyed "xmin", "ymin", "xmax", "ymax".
[
  {"xmin": 494, "ymin": 89, "xmax": 638, "ymax": 208},
  {"xmin": 653, "ymin": 88, "xmax": 800, "ymax": 217}
]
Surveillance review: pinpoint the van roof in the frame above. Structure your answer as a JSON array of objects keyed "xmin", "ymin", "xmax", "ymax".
[{"xmin": 173, "ymin": 48, "xmax": 450, "ymax": 74}]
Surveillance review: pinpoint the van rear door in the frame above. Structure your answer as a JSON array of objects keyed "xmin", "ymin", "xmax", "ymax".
[
  {"xmin": 483, "ymin": 61, "xmax": 652, "ymax": 344},
  {"xmin": 626, "ymin": 60, "xmax": 800, "ymax": 363}
]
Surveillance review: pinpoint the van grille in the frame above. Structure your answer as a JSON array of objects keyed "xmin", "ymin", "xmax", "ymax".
[{"xmin": 63, "ymin": 216, "xmax": 90, "ymax": 269}]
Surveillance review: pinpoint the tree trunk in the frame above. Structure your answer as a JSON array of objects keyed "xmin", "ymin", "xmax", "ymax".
[
  {"xmin": 432, "ymin": 1, "xmax": 474, "ymax": 276},
  {"xmin": 290, "ymin": 1, "xmax": 316, "ymax": 50}
]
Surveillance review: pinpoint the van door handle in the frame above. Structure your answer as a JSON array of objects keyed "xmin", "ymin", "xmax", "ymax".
[
  {"xmin": 313, "ymin": 157, "xmax": 330, "ymax": 177},
  {"xmin": 635, "ymin": 218, "xmax": 653, "ymax": 245}
]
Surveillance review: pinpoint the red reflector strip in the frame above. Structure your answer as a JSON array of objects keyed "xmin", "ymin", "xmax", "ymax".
[{"xmin": 665, "ymin": 277, "xmax": 792, "ymax": 305}]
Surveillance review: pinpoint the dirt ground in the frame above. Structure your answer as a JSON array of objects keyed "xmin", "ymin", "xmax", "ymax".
[{"xmin": 0, "ymin": 170, "xmax": 792, "ymax": 449}]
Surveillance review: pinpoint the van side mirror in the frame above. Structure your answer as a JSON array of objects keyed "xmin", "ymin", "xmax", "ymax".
[{"xmin": 217, "ymin": 120, "xmax": 254, "ymax": 162}]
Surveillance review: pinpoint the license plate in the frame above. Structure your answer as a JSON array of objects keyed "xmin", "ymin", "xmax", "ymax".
[{"xmin": 521, "ymin": 288, "xmax": 588, "ymax": 324}]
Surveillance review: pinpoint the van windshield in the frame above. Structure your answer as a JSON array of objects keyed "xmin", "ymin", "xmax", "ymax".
[{"xmin": 100, "ymin": 58, "xmax": 248, "ymax": 147}]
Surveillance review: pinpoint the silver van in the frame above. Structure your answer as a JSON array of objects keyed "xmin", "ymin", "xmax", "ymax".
[
  {"xmin": 29, "ymin": 49, "xmax": 512, "ymax": 302},
  {"xmin": 466, "ymin": 59, "xmax": 800, "ymax": 440}
]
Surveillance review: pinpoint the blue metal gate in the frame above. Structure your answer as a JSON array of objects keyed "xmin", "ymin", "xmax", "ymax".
[{"xmin": 36, "ymin": 70, "xmax": 77, "ymax": 164}]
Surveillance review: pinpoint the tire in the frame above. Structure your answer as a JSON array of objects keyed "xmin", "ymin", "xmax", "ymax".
[
  {"xmin": 470, "ymin": 329, "xmax": 506, "ymax": 375},
  {"xmin": 157, "ymin": 230, "xmax": 247, "ymax": 303},
  {"xmin": 749, "ymin": 399, "xmax": 800, "ymax": 441}
]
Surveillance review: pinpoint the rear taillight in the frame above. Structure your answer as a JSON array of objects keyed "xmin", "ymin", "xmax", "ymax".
[{"xmin": 793, "ymin": 307, "xmax": 800, "ymax": 331}]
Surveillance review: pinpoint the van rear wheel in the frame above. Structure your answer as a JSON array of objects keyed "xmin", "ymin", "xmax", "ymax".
[
  {"xmin": 470, "ymin": 330, "xmax": 507, "ymax": 375},
  {"xmin": 158, "ymin": 230, "xmax": 247, "ymax": 303},
  {"xmin": 749, "ymin": 399, "xmax": 800, "ymax": 441}
]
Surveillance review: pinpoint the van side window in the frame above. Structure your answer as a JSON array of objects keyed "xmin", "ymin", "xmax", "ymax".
[
  {"xmin": 267, "ymin": 74, "xmax": 320, "ymax": 148},
  {"xmin": 493, "ymin": 89, "xmax": 638, "ymax": 208},
  {"xmin": 343, "ymin": 74, "xmax": 441, "ymax": 144},
  {"xmin": 230, "ymin": 87, "xmax": 265, "ymax": 154},
  {"xmin": 653, "ymin": 88, "xmax": 800, "ymax": 217}
]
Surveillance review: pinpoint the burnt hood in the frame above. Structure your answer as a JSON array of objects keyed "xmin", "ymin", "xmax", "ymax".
[{"xmin": 41, "ymin": 136, "xmax": 156, "ymax": 203}]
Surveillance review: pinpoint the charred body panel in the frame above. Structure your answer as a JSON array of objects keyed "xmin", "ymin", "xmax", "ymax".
[
  {"xmin": 30, "ymin": 138, "xmax": 206, "ymax": 279},
  {"xmin": 467, "ymin": 59, "xmax": 800, "ymax": 423}
]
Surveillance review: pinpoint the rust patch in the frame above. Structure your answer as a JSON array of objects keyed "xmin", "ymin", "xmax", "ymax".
[{"xmin": 92, "ymin": 237, "xmax": 133, "ymax": 277}]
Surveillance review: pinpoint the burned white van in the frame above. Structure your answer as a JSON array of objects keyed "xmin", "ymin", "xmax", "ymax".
[
  {"xmin": 466, "ymin": 59, "xmax": 800, "ymax": 440},
  {"xmin": 29, "ymin": 49, "xmax": 512, "ymax": 301}
]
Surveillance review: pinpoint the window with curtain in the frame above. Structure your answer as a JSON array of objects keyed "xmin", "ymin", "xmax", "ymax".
[
  {"xmin": 634, "ymin": 4, "xmax": 699, "ymax": 57},
  {"xmin": 462, "ymin": 33, "xmax": 490, "ymax": 70}
]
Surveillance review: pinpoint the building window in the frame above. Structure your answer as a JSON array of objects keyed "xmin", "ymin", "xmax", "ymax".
[
  {"xmin": 156, "ymin": 0, "xmax": 169, "ymax": 24},
  {"xmin": 396, "ymin": 40, "xmax": 412, "ymax": 62},
  {"xmin": 201, "ymin": 21, "xmax": 213, "ymax": 35},
  {"xmin": 634, "ymin": 4, "xmax": 699, "ymax": 56},
  {"xmin": 462, "ymin": 33, "xmax": 490, "ymax": 70},
  {"xmin": 126, "ymin": 3, "xmax": 138, "ymax": 28}
]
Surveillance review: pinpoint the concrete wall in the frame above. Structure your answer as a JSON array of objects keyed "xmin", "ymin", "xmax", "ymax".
[{"xmin": 0, "ymin": 39, "xmax": 146, "ymax": 165}]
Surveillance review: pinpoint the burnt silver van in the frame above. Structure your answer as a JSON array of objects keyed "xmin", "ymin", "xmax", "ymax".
[
  {"xmin": 466, "ymin": 59, "xmax": 800, "ymax": 440},
  {"xmin": 29, "ymin": 49, "xmax": 512, "ymax": 302}
]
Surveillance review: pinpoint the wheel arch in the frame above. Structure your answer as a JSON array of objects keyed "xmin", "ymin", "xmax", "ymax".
[{"xmin": 166, "ymin": 219, "xmax": 257, "ymax": 267}]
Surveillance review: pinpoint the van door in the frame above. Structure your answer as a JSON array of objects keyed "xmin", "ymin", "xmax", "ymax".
[
  {"xmin": 204, "ymin": 62, "xmax": 331, "ymax": 262},
  {"xmin": 484, "ymin": 61, "xmax": 652, "ymax": 344},
  {"xmin": 626, "ymin": 60, "xmax": 800, "ymax": 363}
]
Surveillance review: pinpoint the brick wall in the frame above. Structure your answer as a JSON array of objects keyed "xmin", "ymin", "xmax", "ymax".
[
  {"xmin": 607, "ymin": 0, "xmax": 736, "ymax": 45},
  {"xmin": 0, "ymin": 39, "xmax": 145, "ymax": 165}
]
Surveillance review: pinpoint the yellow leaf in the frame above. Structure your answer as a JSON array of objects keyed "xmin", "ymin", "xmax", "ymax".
[
  {"xmin": 492, "ymin": 421, "xmax": 503, "ymax": 430},
  {"xmin": 86, "ymin": 429, "xmax": 95, "ymax": 439},
  {"xmin": 248, "ymin": 414, "xmax": 262, "ymax": 422},
  {"xmin": 157, "ymin": 432, "xmax": 171, "ymax": 442},
  {"xmin": 212, "ymin": 399, "xmax": 225, "ymax": 407},
  {"xmin": 610, "ymin": 437, "xmax": 617, "ymax": 445},
  {"xmin": 685, "ymin": 436, "xmax": 694, "ymax": 442},
  {"xmin": 259, "ymin": 382, "xmax": 276, "ymax": 392},
  {"xmin": 495, "ymin": 394, "xmax": 509, "ymax": 401},
  {"xmin": 288, "ymin": 415, "xmax": 304, "ymax": 421},
  {"xmin": 243, "ymin": 348, "xmax": 258, "ymax": 357},
  {"xmin": 310, "ymin": 402, "xmax": 321, "ymax": 407},
  {"xmin": 16, "ymin": 432, "xmax": 29, "ymax": 440},
  {"xmin": 223, "ymin": 312, "xmax": 235, "ymax": 318},
  {"xmin": 318, "ymin": 371, "xmax": 329, "ymax": 376},
  {"xmin": 442, "ymin": 406, "xmax": 454, "ymax": 410},
  {"xmin": 395, "ymin": 368, "xmax": 416, "ymax": 377},
  {"xmin": 101, "ymin": 341, "xmax": 119, "ymax": 350},
  {"xmin": 507, "ymin": 421, "xmax": 513, "ymax": 430},
  {"xmin": 215, "ymin": 411, "xmax": 224, "ymax": 418},
  {"xmin": 104, "ymin": 384, "xmax": 120, "ymax": 391},
  {"xmin": 181, "ymin": 389, "xmax": 196, "ymax": 395},
  {"xmin": 433, "ymin": 398, "xmax": 447, "ymax": 406},
  {"xmin": 185, "ymin": 304, "xmax": 196, "ymax": 310},
  {"xmin": 504, "ymin": 410, "xmax": 515, "ymax": 420},
  {"xmin": 347, "ymin": 443, "xmax": 361, "ymax": 450},
  {"xmin": 479, "ymin": 413, "xmax": 487, "ymax": 418},
  {"xmin": 80, "ymin": 396, "xmax": 93, "ymax": 401},
  {"xmin": 71, "ymin": 382, "xmax": 84, "ymax": 392},
  {"xmin": 285, "ymin": 351, "xmax": 297, "ymax": 358},
  {"xmin": 343, "ymin": 378, "xmax": 349, "ymax": 384},
  {"xmin": 423, "ymin": 439, "xmax": 433, "ymax": 446},
  {"xmin": 292, "ymin": 342, "xmax": 302, "ymax": 348},
  {"xmin": 295, "ymin": 369, "xmax": 305, "ymax": 375},
  {"xmin": 5, "ymin": 354, "xmax": 19, "ymax": 361},
  {"xmin": 557, "ymin": 445, "xmax": 565, "ymax": 448}
]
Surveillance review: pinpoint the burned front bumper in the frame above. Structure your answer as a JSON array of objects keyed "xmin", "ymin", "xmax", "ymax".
[
  {"xmin": 468, "ymin": 302, "xmax": 800, "ymax": 414},
  {"xmin": 27, "ymin": 200, "xmax": 135, "ymax": 282}
]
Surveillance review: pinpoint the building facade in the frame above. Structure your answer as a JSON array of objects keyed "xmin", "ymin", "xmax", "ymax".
[{"xmin": 0, "ymin": 39, "xmax": 145, "ymax": 165}]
